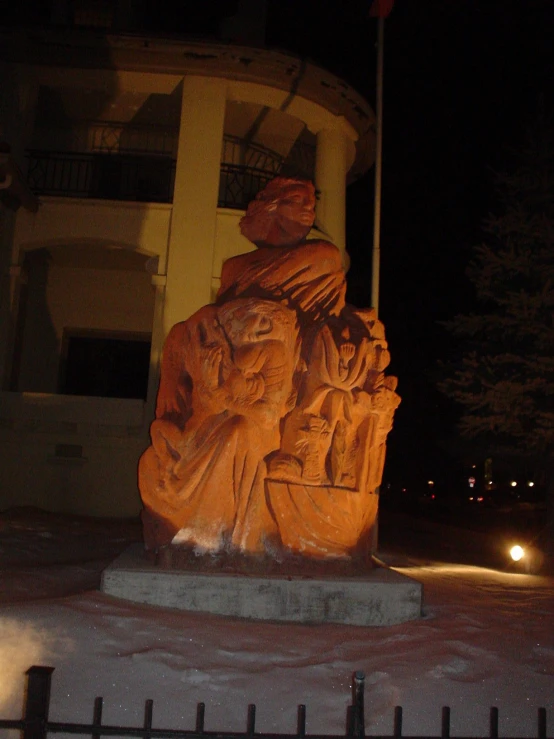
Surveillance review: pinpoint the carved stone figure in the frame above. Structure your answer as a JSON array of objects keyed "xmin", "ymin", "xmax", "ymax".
[
  {"xmin": 139, "ymin": 177, "xmax": 400, "ymax": 561},
  {"xmin": 139, "ymin": 299, "xmax": 300, "ymax": 551},
  {"xmin": 271, "ymin": 314, "xmax": 382, "ymax": 489},
  {"xmin": 217, "ymin": 178, "xmax": 346, "ymax": 322}
]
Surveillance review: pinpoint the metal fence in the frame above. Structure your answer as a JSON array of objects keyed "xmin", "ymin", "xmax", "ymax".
[{"xmin": 0, "ymin": 666, "xmax": 549, "ymax": 739}]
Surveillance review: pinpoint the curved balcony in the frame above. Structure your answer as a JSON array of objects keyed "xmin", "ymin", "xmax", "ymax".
[{"xmin": 26, "ymin": 129, "xmax": 315, "ymax": 210}]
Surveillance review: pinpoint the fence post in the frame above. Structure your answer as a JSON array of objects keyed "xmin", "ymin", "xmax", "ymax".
[
  {"xmin": 352, "ymin": 671, "xmax": 365, "ymax": 739},
  {"xmin": 441, "ymin": 707, "xmax": 451, "ymax": 739},
  {"xmin": 538, "ymin": 707, "xmax": 547, "ymax": 739},
  {"xmin": 297, "ymin": 704, "xmax": 306, "ymax": 738},
  {"xmin": 393, "ymin": 706, "xmax": 403, "ymax": 738},
  {"xmin": 23, "ymin": 666, "xmax": 55, "ymax": 739}
]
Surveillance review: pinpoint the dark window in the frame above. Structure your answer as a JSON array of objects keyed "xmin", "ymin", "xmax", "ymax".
[{"xmin": 60, "ymin": 330, "xmax": 151, "ymax": 399}]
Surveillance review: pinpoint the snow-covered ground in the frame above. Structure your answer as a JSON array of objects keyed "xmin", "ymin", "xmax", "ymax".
[{"xmin": 0, "ymin": 507, "xmax": 553, "ymax": 738}]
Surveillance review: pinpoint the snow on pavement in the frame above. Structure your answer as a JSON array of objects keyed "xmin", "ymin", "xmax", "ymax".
[{"xmin": 1, "ymin": 508, "xmax": 553, "ymax": 737}]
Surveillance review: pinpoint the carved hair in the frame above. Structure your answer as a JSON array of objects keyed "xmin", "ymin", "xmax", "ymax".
[{"xmin": 258, "ymin": 177, "xmax": 315, "ymax": 201}]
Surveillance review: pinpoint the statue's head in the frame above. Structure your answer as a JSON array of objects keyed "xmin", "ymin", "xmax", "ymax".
[{"xmin": 240, "ymin": 178, "xmax": 316, "ymax": 249}]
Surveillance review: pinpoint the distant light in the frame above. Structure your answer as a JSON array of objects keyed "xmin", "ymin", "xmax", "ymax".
[
  {"xmin": 472, "ymin": 464, "xmax": 476, "ymax": 469},
  {"xmin": 510, "ymin": 481, "xmax": 517, "ymax": 487},
  {"xmin": 477, "ymin": 496, "xmax": 484, "ymax": 502},
  {"xmin": 428, "ymin": 480, "xmax": 434, "ymax": 486},
  {"xmin": 468, "ymin": 476, "xmax": 475, "ymax": 488},
  {"xmin": 468, "ymin": 496, "xmax": 474, "ymax": 501},
  {"xmin": 528, "ymin": 481, "xmax": 534, "ymax": 487},
  {"xmin": 510, "ymin": 545, "xmax": 525, "ymax": 562},
  {"xmin": 431, "ymin": 494, "xmax": 436, "ymax": 500}
]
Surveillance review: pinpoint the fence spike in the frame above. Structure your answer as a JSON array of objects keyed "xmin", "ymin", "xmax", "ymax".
[
  {"xmin": 23, "ymin": 666, "xmax": 55, "ymax": 739},
  {"xmin": 247, "ymin": 703, "xmax": 256, "ymax": 736},
  {"xmin": 196, "ymin": 702, "xmax": 205, "ymax": 733},
  {"xmin": 441, "ymin": 707, "xmax": 451, "ymax": 739},
  {"xmin": 92, "ymin": 697, "xmax": 103, "ymax": 739},
  {"xmin": 346, "ymin": 704, "xmax": 354, "ymax": 737},
  {"xmin": 297, "ymin": 704, "xmax": 306, "ymax": 737},
  {"xmin": 144, "ymin": 698, "xmax": 154, "ymax": 733},
  {"xmin": 538, "ymin": 707, "xmax": 547, "ymax": 739},
  {"xmin": 393, "ymin": 706, "xmax": 403, "ymax": 738},
  {"xmin": 489, "ymin": 707, "xmax": 498, "ymax": 739}
]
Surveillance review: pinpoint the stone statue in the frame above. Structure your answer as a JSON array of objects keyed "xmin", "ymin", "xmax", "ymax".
[
  {"xmin": 139, "ymin": 177, "xmax": 400, "ymax": 561},
  {"xmin": 217, "ymin": 178, "xmax": 346, "ymax": 322}
]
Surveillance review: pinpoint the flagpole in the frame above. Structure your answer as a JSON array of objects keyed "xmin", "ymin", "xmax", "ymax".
[
  {"xmin": 369, "ymin": 10, "xmax": 385, "ymax": 559},
  {"xmin": 371, "ymin": 14, "xmax": 384, "ymax": 316}
]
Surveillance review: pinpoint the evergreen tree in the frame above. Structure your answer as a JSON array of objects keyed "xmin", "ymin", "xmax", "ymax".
[{"xmin": 439, "ymin": 115, "xmax": 554, "ymax": 544}]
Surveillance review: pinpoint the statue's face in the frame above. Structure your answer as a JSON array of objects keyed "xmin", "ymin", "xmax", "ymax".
[
  {"xmin": 240, "ymin": 180, "xmax": 316, "ymax": 248},
  {"xmin": 218, "ymin": 299, "xmax": 297, "ymax": 346},
  {"xmin": 223, "ymin": 308, "xmax": 273, "ymax": 346}
]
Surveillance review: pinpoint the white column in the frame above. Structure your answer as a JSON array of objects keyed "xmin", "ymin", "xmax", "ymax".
[
  {"xmin": 144, "ymin": 274, "xmax": 166, "ymax": 427},
  {"xmin": 0, "ymin": 203, "xmax": 20, "ymax": 388},
  {"xmin": 314, "ymin": 126, "xmax": 356, "ymax": 263},
  {"xmin": 0, "ymin": 68, "xmax": 38, "ymax": 387},
  {"xmin": 163, "ymin": 76, "xmax": 227, "ymax": 336}
]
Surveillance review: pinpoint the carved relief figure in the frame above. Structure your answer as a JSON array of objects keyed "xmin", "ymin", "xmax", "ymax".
[
  {"xmin": 139, "ymin": 299, "xmax": 300, "ymax": 552},
  {"xmin": 269, "ymin": 308, "xmax": 390, "ymax": 490}
]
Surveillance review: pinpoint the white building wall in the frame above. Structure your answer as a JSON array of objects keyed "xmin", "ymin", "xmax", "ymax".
[
  {"xmin": 47, "ymin": 266, "xmax": 154, "ymax": 335},
  {"xmin": 0, "ymin": 392, "xmax": 147, "ymax": 516},
  {"xmin": 17, "ymin": 264, "xmax": 155, "ymax": 393},
  {"xmin": 211, "ymin": 209, "xmax": 256, "ymax": 300},
  {"xmin": 14, "ymin": 199, "xmax": 172, "ymax": 265},
  {"xmin": 0, "ymin": 427, "xmax": 146, "ymax": 516}
]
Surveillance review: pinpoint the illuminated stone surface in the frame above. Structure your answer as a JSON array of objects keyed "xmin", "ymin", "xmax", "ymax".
[
  {"xmin": 139, "ymin": 178, "xmax": 400, "ymax": 560},
  {"xmin": 101, "ymin": 545, "xmax": 422, "ymax": 626}
]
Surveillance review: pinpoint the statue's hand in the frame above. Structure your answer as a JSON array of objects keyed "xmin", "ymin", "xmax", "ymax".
[
  {"xmin": 340, "ymin": 342, "xmax": 355, "ymax": 364},
  {"xmin": 202, "ymin": 345, "xmax": 223, "ymax": 388},
  {"xmin": 338, "ymin": 338, "xmax": 371, "ymax": 390}
]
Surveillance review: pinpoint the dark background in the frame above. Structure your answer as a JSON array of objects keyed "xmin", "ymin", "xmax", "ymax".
[{"xmin": 264, "ymin": 0, "xmax": 554, "ymax": 494}]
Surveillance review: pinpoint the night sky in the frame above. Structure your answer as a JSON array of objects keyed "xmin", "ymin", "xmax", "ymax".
[{"xmin": 265, "ymin": 0, "xmax": 554, "ymax": 489}]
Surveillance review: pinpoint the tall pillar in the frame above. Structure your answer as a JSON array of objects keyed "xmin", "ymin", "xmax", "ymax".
[
  {"xmin": 314, "ymin": 125, "xmax": 356, "ymax": 263},
  {"xmin": 144, "ymin": 273, "xmax": 166, "ymax": 428},
  {"xmin": 0, "ymin": 66, "xmax": 38, "ymax": 387},
  {"xmin": 163, "ymin": 76, "xmax": 227, "ymax": 336},
  {"xmin": 0, "ymin": 214, "xmax": 20, "ymax": 389}
]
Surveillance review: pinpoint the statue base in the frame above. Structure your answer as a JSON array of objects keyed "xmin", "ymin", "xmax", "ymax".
[{"xmin": 100, "ymin": 545, "xmax": 423, "ymax": 626}]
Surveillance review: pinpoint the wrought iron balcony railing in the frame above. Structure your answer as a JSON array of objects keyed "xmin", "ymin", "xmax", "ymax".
[
  {"xmin": 26, "ymin": 151, "xmax": 176, "ymax": 203},
  {"xmin": 26, "ymin": 132, "xmax": 315, "ymax": 208}
]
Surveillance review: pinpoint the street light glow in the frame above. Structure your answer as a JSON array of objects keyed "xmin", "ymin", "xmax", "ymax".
[{"xmin": 510, "ymin": 545, "xmax": 525, "ymax": 562}]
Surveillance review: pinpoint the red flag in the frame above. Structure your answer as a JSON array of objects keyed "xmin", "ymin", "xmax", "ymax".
[{"xmin": 369, "ymin": 0, "xmax": 394, "ymax": 18}]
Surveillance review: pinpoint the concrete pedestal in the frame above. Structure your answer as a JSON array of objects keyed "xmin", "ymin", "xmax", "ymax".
[{"xmin": 101, "ymin": 545, "xmax": 423, "ymax": 626}]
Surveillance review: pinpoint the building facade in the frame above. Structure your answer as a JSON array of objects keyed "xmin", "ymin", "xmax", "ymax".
[{"xmin": 0, "ymin": 1, "xmax": 375, "ymax": 517}]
